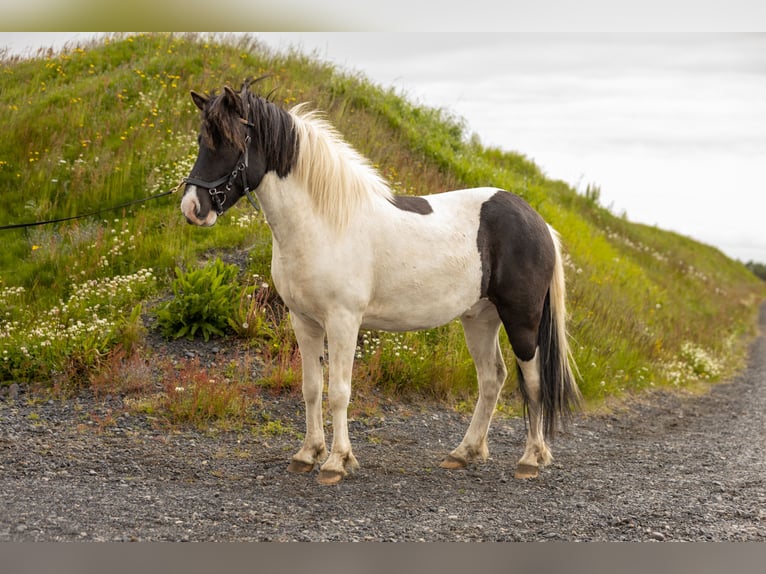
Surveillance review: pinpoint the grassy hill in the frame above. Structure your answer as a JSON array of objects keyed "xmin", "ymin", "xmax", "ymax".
[{"xmin": 1, "ymin": 33, "xmax": 763, "ymax": 419}]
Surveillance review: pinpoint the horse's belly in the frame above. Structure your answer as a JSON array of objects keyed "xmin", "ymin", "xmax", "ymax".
[
  {"xmin": 360, "ymin": 256, "xmax": 483, "ymax": 331},
  {"xmin": 360, "ymin": 303, "xmax": 471, "ymax": 332}
]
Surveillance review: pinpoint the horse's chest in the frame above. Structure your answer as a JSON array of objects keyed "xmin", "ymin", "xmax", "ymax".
[{"xmin": 270, "ymin": 240, "xmax": 374, "ymax": 312}]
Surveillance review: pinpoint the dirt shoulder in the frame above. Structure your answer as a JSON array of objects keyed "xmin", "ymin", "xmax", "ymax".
[{"xmin": 1, "ymin": 306, "xmax": 764, "ymax": 541}]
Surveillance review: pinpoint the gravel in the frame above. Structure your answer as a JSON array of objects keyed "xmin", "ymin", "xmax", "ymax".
[{"xmin": 1, "ymin": 305, "xmax": 764, "ymax": 542}]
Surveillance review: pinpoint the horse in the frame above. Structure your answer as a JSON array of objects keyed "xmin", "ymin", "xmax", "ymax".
[{"xmin": 180, "ymin": 80, "xmax": 582, "ymax": 485}]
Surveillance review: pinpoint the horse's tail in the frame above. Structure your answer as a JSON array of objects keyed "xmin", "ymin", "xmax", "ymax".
[{"xmin": 537, "ymin": 226, "xmax": 582, "ymax": 439}]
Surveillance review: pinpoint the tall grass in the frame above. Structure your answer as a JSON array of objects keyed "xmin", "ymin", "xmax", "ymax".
[{"xmin": 1, "ymin": 33, "xmax": 763, "ymax": 424}]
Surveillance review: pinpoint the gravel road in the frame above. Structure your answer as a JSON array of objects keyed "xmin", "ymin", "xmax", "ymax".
[{"xmin": 1, "ymin": 305, "xmax": 764, "ymax": 542}]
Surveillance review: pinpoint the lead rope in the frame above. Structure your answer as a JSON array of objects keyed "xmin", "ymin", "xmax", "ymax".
[{"xmin": 0, "ymin": 185, "xmax": 180, "ymax": 232}]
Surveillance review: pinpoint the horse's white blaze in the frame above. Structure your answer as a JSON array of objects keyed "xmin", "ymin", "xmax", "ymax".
[{"xmin": 181, "ymin": 185, "xmax": 217, "ymax": 227}]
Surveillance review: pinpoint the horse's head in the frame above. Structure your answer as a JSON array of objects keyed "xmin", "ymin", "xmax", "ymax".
[{"xmin": 181, "ymin": 84, "xmax": 271, "ymax": 226}]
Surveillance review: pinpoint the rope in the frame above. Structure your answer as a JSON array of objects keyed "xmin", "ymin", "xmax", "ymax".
[{"xmin": 0, "ymin": 184, "xmax": 181, "ymax": 231}]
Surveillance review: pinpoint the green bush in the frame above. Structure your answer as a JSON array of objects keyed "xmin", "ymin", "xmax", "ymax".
[
  {"xmin": 0, "ymin": 270, "xmax": 156, "ymax": 384},
  {"xmin": 156, "ymin": 258, "xmax": 240, "ymax": 342}
]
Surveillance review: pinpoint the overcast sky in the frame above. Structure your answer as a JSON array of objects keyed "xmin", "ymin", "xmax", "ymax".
[{"xmin": 2, "ymin": 32, "xmax": 765, "ymax": 263}]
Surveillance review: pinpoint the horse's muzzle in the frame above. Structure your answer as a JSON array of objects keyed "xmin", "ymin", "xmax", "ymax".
[{"xmin": 180, "ymin": 186, "xmax": 217, "ymax": 227}]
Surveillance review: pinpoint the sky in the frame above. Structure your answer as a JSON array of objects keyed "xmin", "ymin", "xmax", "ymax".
[{"xmin": 2, "ymin": 32, "xmax": 765, "ymax": 263}]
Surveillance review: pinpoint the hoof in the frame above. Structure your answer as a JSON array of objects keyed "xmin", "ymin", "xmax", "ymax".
[
  {"xmin": 514, "ymin": 463, "xmax": 539, "ymax": 479},
  {"xmin": 287, "ymin": 459, "xmax": 315, "ymax": 474},
  {"xmin": 440, "ymin": 454, "xmax": 467, "ymax": 470},
  {"xmin": 317, "ymin": 469, "xmax": 345, "ymax": 485}
]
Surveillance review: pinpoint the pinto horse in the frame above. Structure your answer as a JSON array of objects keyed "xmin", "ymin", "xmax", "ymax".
[{"xmin": 181, "ymin": 81, "xmax": 581, "ymax": 485}]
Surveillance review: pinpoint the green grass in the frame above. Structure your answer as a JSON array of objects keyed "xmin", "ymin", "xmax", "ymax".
[{"xmin": 1, "ymin": 33, "xmax": 764, "ymax": 428}]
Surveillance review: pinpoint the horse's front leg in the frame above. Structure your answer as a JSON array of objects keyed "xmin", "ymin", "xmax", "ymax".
[
  {"xmin": 317, "ymin": 313, "xmax": 361, "ymax": 485},
  {"xmin": 287, "ymin": 313, "xmax": 328, "ymax": 474}
]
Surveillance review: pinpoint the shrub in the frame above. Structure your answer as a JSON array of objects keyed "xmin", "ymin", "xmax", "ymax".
[
  {"xmin": 156, "ymin": 258, "xmax": 240, "ymax": 341},
  {"xmin": 0, "ymin": 269, "xmax": 156, "ymax": 384},
  {"xmin": 228, "ymin": 274, "xmax": 276, "ymax": 342}
]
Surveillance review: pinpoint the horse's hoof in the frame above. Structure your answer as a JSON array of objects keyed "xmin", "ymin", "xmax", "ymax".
[
  {"xmin": 440, "ymin": 454, "xmax": 467, "ymax": 470},
  {"xmin": 287, "ymin": 459, "xmax": 315, "ymax": 474},
  {"xmin": 317, "ymin": 469, "xmax": 345, "ymax": 485},
  {"xmin": 514, "ymin": 463, "xmax": 539, "ymax": 479}
]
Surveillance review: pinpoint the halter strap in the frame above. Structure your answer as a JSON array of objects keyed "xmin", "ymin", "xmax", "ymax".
[{"xmin": 184, "ymin": 173, "xmax": 231, "ymax": 190}]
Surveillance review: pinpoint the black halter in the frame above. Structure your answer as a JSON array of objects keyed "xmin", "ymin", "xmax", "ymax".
[{"xmin": 185, "ymin": 95, "xmax": 261, "ymax": 216}]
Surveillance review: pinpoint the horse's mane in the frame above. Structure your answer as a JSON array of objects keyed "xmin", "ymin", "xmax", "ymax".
[
  {"xmin": 288, "ymin": 103, "xmax": 393, "ymax": 231},
  {"xmin": 200, "ymin": 86, "xmax": 393, "ymax": 231}
]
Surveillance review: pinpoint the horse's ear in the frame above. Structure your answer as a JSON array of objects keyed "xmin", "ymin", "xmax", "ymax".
[
  {"xmin": 223, "ymin": 85, "xmax": 245, "ymax": 116},
  {"xmin": 191, "ymin": 91, "xmax": 208, "ymax": 111}
]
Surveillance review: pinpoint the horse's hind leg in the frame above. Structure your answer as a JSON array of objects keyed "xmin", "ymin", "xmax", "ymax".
[
  {"xmin": 514, "ymin": 349, "xmax": 553, "ymax": 479},
  {"xmin": 441, "ymin": 306, "xmax": 506, "ymax": 469}
]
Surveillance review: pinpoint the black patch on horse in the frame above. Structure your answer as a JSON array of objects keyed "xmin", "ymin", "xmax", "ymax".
[
  {"xmin": 476, "ymin": 189, "xmax": 555, "ymax": 361},
  {"xmin": 389, "ymin": 195, "xmax": 434, "ymax": 215}
]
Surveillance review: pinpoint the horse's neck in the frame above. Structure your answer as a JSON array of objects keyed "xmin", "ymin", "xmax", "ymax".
[{"xmin": 255, "ymin": 172, "xmax": 327, "ymax": 247}]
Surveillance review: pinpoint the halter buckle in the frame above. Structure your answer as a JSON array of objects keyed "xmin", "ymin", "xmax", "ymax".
[{"xmin": 209, "ymin": 188, "xmax": 227, "ymax": 215}]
